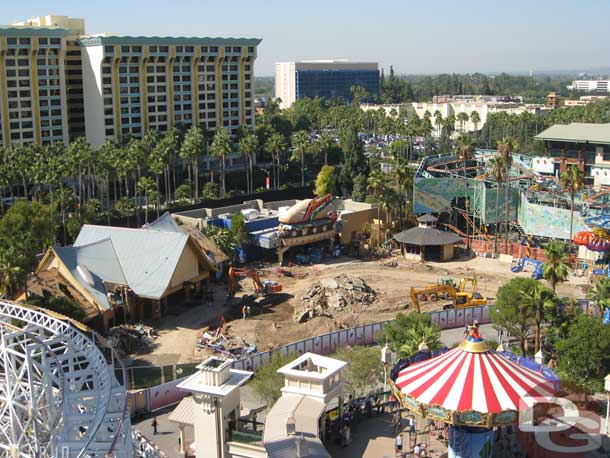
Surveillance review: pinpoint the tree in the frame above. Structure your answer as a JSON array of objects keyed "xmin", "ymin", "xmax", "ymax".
[
  {"xmin": 136, "ymin": 176, "xmax": 157, "ymax": 224},
  {"xmin": 250, "ymin": 352, "xmax": 296, "ymax": 404},
  {"xmin": 0, "ymin": 245, "xmax": 26, "ymax": 299},
  {"xmin": 489, "ymin": 156, "xmax": 505, "ymax": 255},
  {"xmin": 456, "ymin": 112, "xmax": 469, "ymax": 134},
  {"xmin": 367, "ymin": 169, "xmax": 386, "ymax": 199},
  {"xmin": 314, "ymin": 165, "xmax": 337, "ymax": 197},
  {"xmin": 339, "ymin": 127, "xmax": 368, "ymax": 195},
  {"xmin": 290, "ymin": 131, "xmax": 310, "ymax": 187},
  {"xmin": 210, "ymin": 128, "xmax": 233, "ymax": 197},
  {"xmin": 456, "ymin": 135, "xmax": 476, "ymax": 247},
  {"xmin": 497, "ymin": 136, "xmax": 518, "ymax": 252},
  {"xmin": 543, "ymin": 240, "xmax": 570, "ymax": 291},
  {"xmin": 180, "ymin": 125, "xmax": 206, "ymax": 201},
  {"xmin": 315, "ymin": 132, "xmax": 335, "ymax": 166},
  {"xmin": 266, "ymin": 132, "xmax": 286, "ymax": 189},
  {"xmin": 519, "ymin": 281, "xmax": 556, "ymax": 353},
  {"xmin": 559, "ymin": 166, "xmax": 585, "ymax": 248},
  {"xmin": 201, "ymin": 225, "xmax": 237, "ymax": 258},
  {"xmin": 587, "ymin": 277, "xmax": 610, "ymax": 316},
  {"xmin": 555, "ymin": 314, "xmax": 610, "ymax": 393},
  {"xmin": 491, "ymin": 277, "xmax": 537, "ymax": 356},
  {"xmin": 333, "ymin": 346, "xmax": 384, "ymax": 397},
  {"xmin": 230, "ymin": 213, "xmax": 248, "ymax": 245},
  {"xmin": 352, "ymin": 174, "xmax": 367, "ymax": 202},
  {"xmin": 239, "ymin": 130, "xmax": 258, "ymax": 194},
  {"xmin": 0, "ymin": 201, "xmax": 55, "ymax": 272},
  {"xmin": 470, "ymin": 111, "xmax": 481, "ymax": 134},
  {"xmin": 202, "ymin": 181, "xmax": 220, "ymax": 200},
  {"xmin": 382, "ymin": 312, "xmax": 442, "ymax": 359}
]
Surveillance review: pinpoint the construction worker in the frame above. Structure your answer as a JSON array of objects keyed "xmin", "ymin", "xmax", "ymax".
[{"xmin": 242, "ymin": 305, "xmax": 247, "ymax": 320}]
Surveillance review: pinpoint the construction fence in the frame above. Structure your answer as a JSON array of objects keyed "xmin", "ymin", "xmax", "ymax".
[{"xmin": 127, "ymin": 305, "xmax": 495, "ymax": 416}]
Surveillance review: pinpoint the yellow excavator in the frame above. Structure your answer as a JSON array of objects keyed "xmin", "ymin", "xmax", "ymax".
[{"xmin": 410, "ymin": 280, "xmax": 487, "ymax": 312}]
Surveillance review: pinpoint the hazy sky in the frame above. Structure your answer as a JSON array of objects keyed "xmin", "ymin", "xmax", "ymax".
[{"xmin": 6, "ymin": 0, "xmax": 610, "ymax": 76}]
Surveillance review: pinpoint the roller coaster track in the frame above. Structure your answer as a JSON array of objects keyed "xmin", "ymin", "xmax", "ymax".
[{"xmin": 0, "ymin": 301, "xmax": 133, "ymax": 458}]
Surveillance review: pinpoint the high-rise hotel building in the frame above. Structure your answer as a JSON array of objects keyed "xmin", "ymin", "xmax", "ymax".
[
  {"xmin": 0, "ymin": 15, "xmax": 86, "ymax": 145},
  {"xmin": 80, "ymin": 36, "xmax": 261, "ymax": 148},
  {"xmin": 0, "ymin": 14, "xmax": 261, "ymax": 147}
]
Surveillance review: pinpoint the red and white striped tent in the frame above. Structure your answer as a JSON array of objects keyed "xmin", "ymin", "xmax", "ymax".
[{"xmin": 394, "ymin": 340, "xmax": 557, "ymax": 426}]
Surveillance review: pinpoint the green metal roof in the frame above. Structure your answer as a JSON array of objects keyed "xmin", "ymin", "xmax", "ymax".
[
  {"xmin": 535, "ymin": 123, "xmax": 610, "ymax": 145},
  {"xmin": 78, "ymin": 35, "xmax": 262, "ymax": 47},
  {"xmin": 0, "ymin": 26, "xmax": 72, "ymax": 37}
]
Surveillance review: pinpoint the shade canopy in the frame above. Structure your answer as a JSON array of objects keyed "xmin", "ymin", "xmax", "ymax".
[
  {"xmin": 394, "ymin": 339, "xmax": 557, "ymax": 427},
  {"xmin": 394, "ymin": 226, "xmax": 462, "ymax": 246}
]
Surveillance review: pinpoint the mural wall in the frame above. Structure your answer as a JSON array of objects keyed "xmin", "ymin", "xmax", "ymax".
[{"xmin": 518, "ymin": 194, "xmax": 587, "ymax": 240}]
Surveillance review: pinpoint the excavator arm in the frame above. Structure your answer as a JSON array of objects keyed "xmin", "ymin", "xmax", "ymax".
[{"xmin": 409, "ymin": 284, "xmax": 457, "ymax": 312}]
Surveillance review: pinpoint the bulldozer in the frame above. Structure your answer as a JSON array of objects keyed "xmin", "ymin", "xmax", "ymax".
[
  {"xmin": 409, "ymin": 281, "xmax": 487, "ymax": 312},
  {"xmin": 228, "ymin": 267, "xmax": 282, "ymax": 297}
]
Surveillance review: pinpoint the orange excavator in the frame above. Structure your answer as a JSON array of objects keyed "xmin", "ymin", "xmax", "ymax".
[{"xmin": 228, "ymin": 266, "xmax": 282, "ymax": 297}]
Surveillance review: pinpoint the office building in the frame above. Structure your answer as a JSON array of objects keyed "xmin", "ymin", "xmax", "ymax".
[
  {"xmin": 80, "ymin": 36, "xmax": 261, "ymax": 148},
  {"xmin": 0, "ymin": 14, "xmax": 261, "ymax": 148},
  {"xmin": 567, "ymin": 80, "xmax": 610, "ymax": 93},
  {"xmin": 275, "ymin": 60, "xmax": 379, "ymax": 109}
]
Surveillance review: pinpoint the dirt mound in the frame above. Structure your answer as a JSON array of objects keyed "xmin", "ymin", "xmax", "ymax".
[{"xmin": 295, "ymin": 274, "xmax": 377, "ymax": 322}]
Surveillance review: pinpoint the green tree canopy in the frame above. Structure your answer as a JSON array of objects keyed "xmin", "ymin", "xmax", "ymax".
[
  {"xmin": 555, "ymin": 314, "xmax": 610, "ymax": 393},
  {"xmin": 250, "ymin": 352, "xmax": 296, "ymax": 404},
  {"xmin": 314, "ymin": 165, "xmax": 337, "ymax": 197},
  {"xmin": 382, "ymin": 312, "xmax": 442, "ymax": 358},
  {"xmin": 333, "ymin": 346, "xmax": 384, "ymax": 397},
  {"xmin": 230, "ymin": 213, "xmax": 248, "ymax": 244},
  {"xmin": 491, "ymin": 277, "xmax": 538, "ymax": 356}
]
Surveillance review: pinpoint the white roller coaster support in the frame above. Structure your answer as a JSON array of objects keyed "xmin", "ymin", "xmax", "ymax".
[{"xmin": 0, "ymin": 301, "xmax": 133, "ymax": 458}]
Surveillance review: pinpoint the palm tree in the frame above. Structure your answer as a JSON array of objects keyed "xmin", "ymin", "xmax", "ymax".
[
  {"xmin": 265, "ymin": 133, "xmax": 286, "ymax": 189},
  {"xmin": 136, "ymin": 176, "xmax": 156, "ymax": 224},
  {"xmin": 0, "ymin": 245, "xmax": 25, "ymax": 299},
  {"xmin": 456, "ymin": 112, "xmax": 469, "ymax": 134},
  {"xmin": 393, "ymin": 158, "xmax": 414, "ymax": 229},
  {"xmin": 180, "ymin": 125, "xmax": 205, "ymax": 201},
  {"xmin": 497, "ymin": 137, "xmax": 518, "ymax": 253},
  {"xmin": 433, "ymin": 110, "xmax": 443, "ymax": 139},
  {"xmin": 239, "ymin": 130, "xmax": 258, "ymax": 194},
  {"xmin": 520, "ymin": 282, "xmax": 556, "ymax": 353},
  {"xmin": 470, "ymin": 111, "xmax": 481, "ymax": 136},
  {"xmin": 210, "ymin": 128, "xmax": 233, "ymax": 197},
  {"xmin": 559, "ymin": 166, "xmax": 585, "ymax": 248},
  {"xmin": 316, "ymin": 132, "xmax": 335, "ymax": 166},
  {"xmin": 457, "ymin": 135, "xmax": 476, "ymax": 248},
  {"xmin": 291, "ymin": 131, "xmax": 310, "ymax": 187},
  {"xmin": 543, "ymin": 240, "xmax": 570, "ymax": 291},
  {"xmin": 587, "ymin": 277, "xmax": 610, "ymax": 317},
  {"xmin": 489, "ymin": 156, "xmax": 505, "ymax": 256},
  {"xmin": 367, "ymin": 169, "xmax": 386, "ymax": 198}
]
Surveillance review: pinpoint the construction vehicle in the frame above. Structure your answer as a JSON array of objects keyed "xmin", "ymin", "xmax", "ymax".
[
  {"xmin": 228, "ymin": 267, "xmax": 282, "ymax": 297},
  {"xmin": 409, "ymin": 284, "xmax": 487, "ymax": 312},
  {"xmin": 438, "ymin": 276, "xmax": 480, "ymax": 293}
]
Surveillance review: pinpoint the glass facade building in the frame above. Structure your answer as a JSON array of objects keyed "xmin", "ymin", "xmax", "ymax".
[{"xmin": 295, "ymin": 68, "xmax": 379, "ymax": 101}]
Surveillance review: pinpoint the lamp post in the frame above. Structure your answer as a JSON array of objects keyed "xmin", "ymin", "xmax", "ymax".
[
  {"xmin": 381, "ymin": 344, "xmax": 391, "ymax": 394},
  {"xmin": 604, "ymin": 374, "xmax": 610, "ymax": 450}
]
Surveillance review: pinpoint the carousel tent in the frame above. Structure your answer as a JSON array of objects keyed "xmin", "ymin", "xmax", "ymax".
[{"xmin": 394, "ymin": 338, "xmax": 557, "ymax": 427}]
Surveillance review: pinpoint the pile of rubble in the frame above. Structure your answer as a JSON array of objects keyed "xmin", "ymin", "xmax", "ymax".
[
  {"xmin": 295, "ymin": 275, "xmax": 377, "ymax": 322},
  {"xmin": 197, "ymin": 328, "xmax": 257, "ymax": 360},
  {"xmin": 107, "ymin": 324, "xmax": 158, "ymax": 356}
]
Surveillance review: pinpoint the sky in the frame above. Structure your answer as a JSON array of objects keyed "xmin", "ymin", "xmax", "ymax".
[{"xmin": 6, "ymin": 0, "xmax": 610, "ymax": 76}]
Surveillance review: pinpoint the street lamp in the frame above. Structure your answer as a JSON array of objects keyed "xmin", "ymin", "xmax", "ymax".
[{"xmin": 381, "ymin": 344, "xmax": 391, "ymax": 393}]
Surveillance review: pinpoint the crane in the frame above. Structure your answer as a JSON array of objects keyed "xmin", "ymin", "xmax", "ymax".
[{"xmin": 228, "ymin": 266, "xmax": 282, "ymax": 297}]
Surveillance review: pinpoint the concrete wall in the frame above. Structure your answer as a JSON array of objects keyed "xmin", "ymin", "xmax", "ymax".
[
  {"xmin": 338, "ymin": 207, "xmax": 381, "ymax": 244},
  {"xmin": 81, "ymin": 45, "xmax": 105, "ymax": 148}
]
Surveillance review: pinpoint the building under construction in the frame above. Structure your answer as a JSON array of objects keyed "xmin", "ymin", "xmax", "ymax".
[{"xmin": 413, "ymin": 150, "xmax": 610, "ymax": 256}]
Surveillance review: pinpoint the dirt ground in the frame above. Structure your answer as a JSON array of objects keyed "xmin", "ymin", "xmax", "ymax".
[{"xmin": 134, "ymin": 252, "xmax": 589, "ymax": 366}]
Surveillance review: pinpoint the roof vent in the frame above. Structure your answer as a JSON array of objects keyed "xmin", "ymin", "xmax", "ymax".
[{"xmin": 76, "ymin": 264, "xmax": 95, "ymax": 286}]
